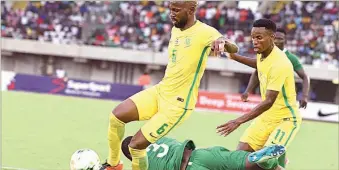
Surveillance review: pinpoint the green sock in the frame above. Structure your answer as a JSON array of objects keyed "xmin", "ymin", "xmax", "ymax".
[
  {"xmin": 257, "ymin": 158, "xmax": 279, "ymax": 170},
  {"xmin": 278, "ymin": 153, "xmax": 286, "ymax": 168}
]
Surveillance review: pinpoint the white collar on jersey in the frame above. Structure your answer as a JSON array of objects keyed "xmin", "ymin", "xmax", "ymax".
[{"xmin": 283, "ymin": 48, "xmax": 287, "ymax": 52}]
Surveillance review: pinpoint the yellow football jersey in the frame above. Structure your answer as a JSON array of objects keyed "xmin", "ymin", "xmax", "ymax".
[
  {"xmin": 157, "ymin": 20, "xmax": 222, "ymax": 110},
  {"xmin": 256, "ymin": 46, "xmax": 301, "ymax": 121}
]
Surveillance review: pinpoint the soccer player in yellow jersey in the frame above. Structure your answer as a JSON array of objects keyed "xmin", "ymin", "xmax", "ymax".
[
  {"xmin": 217, "ymin": 19, "xmax": 302, "ymax": 169},
  {"xmin": 241, "ymin": 28, "xmax": 310, "ymax": 109},
  {"xmin": 101, "ymin": 1, "xmax": 239, "ymax": 170}
]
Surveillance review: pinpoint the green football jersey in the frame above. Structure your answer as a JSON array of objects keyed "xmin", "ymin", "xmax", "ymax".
[
  {"xmin": 146, "ymin": 137, "xmax": 195, "ymax": 170},
  {"xmin": 285, "ymin": 50, "xmax": 303, "ymax": 71},
  {"xmin": 186, "ymin": 146, "xmax": 249, "ymax": 170}
]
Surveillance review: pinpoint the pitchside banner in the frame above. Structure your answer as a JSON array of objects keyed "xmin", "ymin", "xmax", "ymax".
[
  {"xmin": 196, "ymin": 91, "xmax": 262, "ymax": 113},
  {"xmin": 9, "ymin": 73, "xmax": 143, "ymax": 101},
  {"xmin": 4, "ymin": 72, "xmax": 337, "ymax": 123},
  {"xmin": 196, "ymin": 91, "xmax": 339, "ymax": 123},
  {"xmin": 1, "ymin": 70, "xmax": 16, "ymax": 91}
]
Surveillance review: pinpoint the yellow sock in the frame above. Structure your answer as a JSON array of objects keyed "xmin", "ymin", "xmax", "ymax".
[
  {"xmin": 107, "ymin": 114, "xmax": 125, "ymax": 166},
  {"xmin": 128, "ymin": 146, "xmax": 149, "ymax": 170}
]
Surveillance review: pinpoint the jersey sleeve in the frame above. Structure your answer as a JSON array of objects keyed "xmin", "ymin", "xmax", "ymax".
[
  {"xmin": 266, "ymin": 65, "xmax": 288, "ymax": 92},
  {"xmin": 204, "ymin": 26, "xmax": 223, "ymax": 47},
  {"xmin": 287, "ymin": 53, "xmax": 303, "ymax": 71},
  {"xmin": 155, "ymin": 137, "xmax": 173, "ymax": 144}
]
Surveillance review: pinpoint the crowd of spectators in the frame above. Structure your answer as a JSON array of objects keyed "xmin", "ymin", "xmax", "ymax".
[{"xmin": 1, "ymin": 1, "xmax": 338, "ymax": 68}]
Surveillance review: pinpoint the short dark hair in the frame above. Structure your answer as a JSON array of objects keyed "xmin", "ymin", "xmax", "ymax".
[
  {"xmin": 253, "ymin": 19, "xmax": 277, "ymax": 32},
  {"xmin": 276, "ymin": 27, "xmax": 286, "ymax": 35},
  {"xmin": 121, "ymin": 136, "xmax": 133, "ymax": 161}
]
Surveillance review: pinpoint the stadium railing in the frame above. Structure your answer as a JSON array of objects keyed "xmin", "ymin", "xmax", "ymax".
[{"xmin": 1, "ymin": 37, "xmax": 338, "ymax": 82}]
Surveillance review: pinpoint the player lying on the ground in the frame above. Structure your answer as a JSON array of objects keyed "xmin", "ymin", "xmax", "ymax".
[{"xmin": 121, "ymin": 136, "xmax": 286, "ymax": 170}]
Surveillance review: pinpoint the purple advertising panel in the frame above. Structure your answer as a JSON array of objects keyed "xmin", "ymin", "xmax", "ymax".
[{"xmin": 10, "ymin": 74, "xmax": 143, "ymax": 101}]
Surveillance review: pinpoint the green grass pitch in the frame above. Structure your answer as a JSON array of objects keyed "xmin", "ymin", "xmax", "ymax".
[{"xmin": 2, "ymin": 91, "xmax": 338, "ymax": 170}]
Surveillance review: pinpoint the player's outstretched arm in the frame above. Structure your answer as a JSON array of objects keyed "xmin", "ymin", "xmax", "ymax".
[
  {"xmin": 229, "ymin": 53, "xmax": 257, "ymax": 69},
  {"xmin": 295, "ymin": 68, "xmax": 310, "ymax": 108},
  {"xmin": 242, "ymin": 70, "xmax": 259, "ymax": 102},
  {"xmin": 223, "ymin": 39, "xmax": 239, "ymax": 53},
  {"xmin": 210, "ymin": 37, "xmax": 239, "ymax": 57},
  {"xmin": 289, "ymin": 53, "xmax": 310, "ymax": 108},
  {"xmin": 236, "ymin": 89, "xmax": 278, "ymax": 123},
  {"xmin": 217, "ymin": 90, "xmax": 278, "ymax": 136}
]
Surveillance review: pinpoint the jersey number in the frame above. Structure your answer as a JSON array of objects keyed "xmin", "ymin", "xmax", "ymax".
[
  {"xmin": 157, "ymin": 123, "xmax": 169, "ymax": 135},
  {"xmin": 274, "ymin": 129, "xmax": 286, "ymax": 143},
  {"xmin": 146, "ymin": 143, "xmax": 169, "ymax": 158}
]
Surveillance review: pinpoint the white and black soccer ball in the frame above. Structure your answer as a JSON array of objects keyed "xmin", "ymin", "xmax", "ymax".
[{"xmin": 70, "ymin": 149, "xmax": 101, "ymax": 170}]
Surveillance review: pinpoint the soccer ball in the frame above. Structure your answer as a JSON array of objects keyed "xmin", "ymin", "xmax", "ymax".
[{"xmin": 70, "ymin": 149, "xmax": 101, "ymax": 170}]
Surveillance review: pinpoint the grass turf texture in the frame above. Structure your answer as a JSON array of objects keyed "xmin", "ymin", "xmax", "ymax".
[{"xmin": 2, "ymin": 91, "xmax": 338, "ymax": 170}]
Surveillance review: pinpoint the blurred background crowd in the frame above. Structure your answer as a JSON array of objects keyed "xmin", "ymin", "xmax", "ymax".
[{"xmin": 2, "ymin": 1, "xmax": 338, "ymax": 68}]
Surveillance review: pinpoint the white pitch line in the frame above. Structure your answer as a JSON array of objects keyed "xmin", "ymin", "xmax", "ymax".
[{"xmin": 2, "ymin": 166, "xmax": 34, "ymax": 170}]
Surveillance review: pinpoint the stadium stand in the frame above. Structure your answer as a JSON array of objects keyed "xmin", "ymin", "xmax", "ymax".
[
  {"xmin": 1, "ymin": 1, "xmax": 338, "ymax": 68},
  {"xmin": 1, "ymin": 2, "xmax": 338, "ymax": 169}
]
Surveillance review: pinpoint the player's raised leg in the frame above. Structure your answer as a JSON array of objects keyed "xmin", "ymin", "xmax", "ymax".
[
  {"xmin": 248, "ymin": 144, "xmax": 285, "ymax": 163},
  {"xmin": 232, "ymin": 146, "xmax": 284, "ymax": 170},
  {"xmin": 218, "ymin": 145, "xmax": 285, "ymax": 170},
  {"xmin": 186, "ymin": 145, "xmax": 284, "ymax": 170},
  {"xmin": 237, "ymin": 142, "xmax": 255, "ymax": 152},
  {"xmin": 246, "ymin": 145, "xmax": 285, "ymax": 170},
  {"xmin": 102, "ymin": 87, "xmax": 159, "ymax": 170},
  {"xmin": 106, "ymin": 99, "xmax": 137, "ymax": 169},
  {"xmin": 238, "ymin": 119, "xmax": 275, "ymax": 152},
  {"xmin": 238, "ymin": 125, "xmax": 262, "ymax": 152},
  {"xmin": 128, "ymin": 130, "xmax": 151, "ymax": 170},
  {"xmin": 128, "ymin": 102, "xmax": 192, "ymax": 170},
  {"xmin": 264, "ymin": 119, "xmax": 301, "ymax": 168},
  {"xmin": 278, "ymin": 153, "xmax": 286, "ymax": 168}
]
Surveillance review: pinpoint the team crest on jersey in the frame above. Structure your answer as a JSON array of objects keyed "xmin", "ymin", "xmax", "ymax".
[{"xmin": 184, "ymin": 37, "xmax": 191, "ymax": 48}]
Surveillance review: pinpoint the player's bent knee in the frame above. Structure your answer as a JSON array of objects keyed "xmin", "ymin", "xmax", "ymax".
[
  {"xmin": 129, "ymin": 130, "xmax": 151, "ymax": 150},
  {"xmin": 237, "ymin": 142, "xmax": 255, "ymax": 152},
  {"xmin": 112, "ymin": 99, "xmax": 139, "ymax": 123},
  {"xmin": 109, "ymin": 114, "xmax": 125, "ymax": 129}
]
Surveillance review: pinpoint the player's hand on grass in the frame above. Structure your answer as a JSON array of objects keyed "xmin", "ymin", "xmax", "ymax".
[
  {"xmin": 241, "ymin": 92, "xmax": 249, "ymax": 102},
  {"xmin": 299, "ymin": 96, "xmax": 308, "ymax": 109},
  {"xmin": 216, "ymin": 119, "xmax": 241, "ymax": 136}
]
